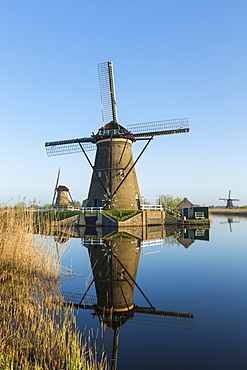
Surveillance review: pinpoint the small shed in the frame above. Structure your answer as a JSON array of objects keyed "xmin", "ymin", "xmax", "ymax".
[
  {"xmin": 178, "ymin": 198, "xmax": 194, "ymax": 219},
  {"xmin": 178, "ymin": 198, "xmax": 208, "ymax": 219}
]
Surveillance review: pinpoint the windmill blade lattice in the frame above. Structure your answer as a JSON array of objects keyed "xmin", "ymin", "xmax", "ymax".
[
  {"xmin": 54, "ymin": 167, "xmax": 60, "ymax": 190},
  {"xmin": 129, "ymin": 310, "xmax": 193, "ymax": 330},
  {"xmin": 45, "ymin": 138, "xmax": 95, "ymax": 157},
  {"xmin": 98, "ymin": 61, "xmax": 118, "ymax": 125},
  {"xmin": 101, "ymin": 325, "xmax": 118, "ymax": 369},
  {"xmin": 61, "ymin": 291, "xmax": 193, "ymax": 330},
  {"xmin": 127, "ymin": 118, "xmax": 189, "ymax": 138},
  {"xmin": 62, "ymin": 291, "xmax": 97, "ymax": 306},
  {"xmin": 52, "ymin": 167, "xmax": 60, "ymax": 205}
]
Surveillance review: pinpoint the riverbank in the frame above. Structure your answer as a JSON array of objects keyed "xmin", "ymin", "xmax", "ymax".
[
  {"xmin": 0, "ymin": 209, "xmax": 106, "ymax": 370},
  {"xmin": 209, "ymin": 208, "xmax": 247, "ymax": 216}
]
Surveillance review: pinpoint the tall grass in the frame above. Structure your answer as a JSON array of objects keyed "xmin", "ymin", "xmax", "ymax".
[{"xmin": 0, "ymin": 208, "xmax": 107, "ymax": 370}]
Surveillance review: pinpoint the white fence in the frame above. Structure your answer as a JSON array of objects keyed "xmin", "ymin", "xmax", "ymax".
[
  {"xmin": 141, "ymin": 204, "xmax": 181, "ymax": 218},
  {"xmin": 163, "ymin": 205, "xmax": 181, "ymax": 218},
  {"xmin": 81, "ymin": 238, "xmax": 105, "ymax": 245},
  {"xmin": 141, "ymin": 238, "xmax": 163, "ymax": 254},
  {"xmin": 140, "ymin": 205, "xmax": 163, "ymax": 211},
  {"xmin": 80, "ymin": 207, "xmax": 103, "ymax": 213},
  {"xmin": 52, "ymin": 206, "xmax": 80, "ymax": 211},
  {"xmin": 80, "ymin": 205, "xmax": 181, "ymax": 218}
]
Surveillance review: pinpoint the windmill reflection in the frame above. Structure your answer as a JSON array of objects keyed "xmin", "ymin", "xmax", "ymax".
[
  {"xmin": 220, "ymin": 218, "xmax": 240, "ymax": 232},
  {"xmin": 63, "ymin": 233, "xmax": 194, "ymax": 370}
]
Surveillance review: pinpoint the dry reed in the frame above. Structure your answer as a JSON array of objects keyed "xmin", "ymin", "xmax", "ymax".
[{"xmin": 0, "ymin": 208, "xmax": 107, "ymax": 370}]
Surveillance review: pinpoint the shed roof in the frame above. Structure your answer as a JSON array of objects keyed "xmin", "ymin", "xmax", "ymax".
[{"xmin": 178, "ymin": 197, "xmax": 194, "ymax": 208}]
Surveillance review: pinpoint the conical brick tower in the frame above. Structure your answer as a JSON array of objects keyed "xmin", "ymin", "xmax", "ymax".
[{"xmin": 86, "ymin": 122, "xmax": 141, "ymax": 210}]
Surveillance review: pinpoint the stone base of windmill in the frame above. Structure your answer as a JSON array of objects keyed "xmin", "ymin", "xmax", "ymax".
[
  {"xmin": 56, "ymin": 210, "xmax": 210, "ymax": 240},
  {"xmin": 77, "ymin": 210, "xmax": 184, "ymax": 228}
]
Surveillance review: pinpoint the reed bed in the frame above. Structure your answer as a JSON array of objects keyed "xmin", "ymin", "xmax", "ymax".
[{"xmin": 0, "ymin": 208, "xmax": 107, "ymax": 370}]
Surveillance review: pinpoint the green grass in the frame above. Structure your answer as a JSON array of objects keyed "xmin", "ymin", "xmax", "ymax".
[
  {"xmin": 104, "ymin": 209, "xmax": 141, "ymax": 221},
  {"xmin": 35, "ymin": 210, "xmax": 81, "ymax": 222},
  {"xmin": 107, "ymin": 231, "xmax": 138, "ymax": 239}
]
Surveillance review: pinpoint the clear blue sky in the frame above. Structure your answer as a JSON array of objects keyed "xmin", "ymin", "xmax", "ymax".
[{"xmin": 1, "ymin": 0, "xmax": 247, "ymax": 207}]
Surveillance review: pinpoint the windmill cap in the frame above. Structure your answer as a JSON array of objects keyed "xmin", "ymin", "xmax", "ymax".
[
  {"xmin": 57, "ymin": 185, "xmax": 69, "ymax": 191},
  {"xmin": 97, "ymin": 121, "xmax": 128, "ymax": 133},
  {"xmin": 96, "ymin": 121, "xmax": 135, "ymax": 141}
]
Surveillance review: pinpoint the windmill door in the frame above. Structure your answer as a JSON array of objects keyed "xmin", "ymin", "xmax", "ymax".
[{"xmin": 93, "ymin": 196, "xmax": 102, "ymax": 207}]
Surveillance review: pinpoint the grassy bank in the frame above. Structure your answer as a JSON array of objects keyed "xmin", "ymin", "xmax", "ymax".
[
  {"xmin": 36, "ymin": 209, "xmax": 141, "ymax": 223},
  {"xmin": 0, "ymin": 209, "xmax": 107, "ymax": 370},
  {"xmin": 209, "ymin": 208, "xmax": 247, "ymax": 216},
  {"xmin": 104, "ymin": 209, "xmax": 141, "ymax": 221},
  {"xmin": 35, "ymin": 209, "xmax": 81, "ymax": 222}
]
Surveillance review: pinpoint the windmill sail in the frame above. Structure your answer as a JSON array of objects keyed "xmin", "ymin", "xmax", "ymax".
[
  {"xmin": 45, "ymin": 137, "xmax": 95, "ymax": 157},
  {"xmin": 127, "ymin": 118, "xmax": 189, "ymax": 138},
  {"xmin": 130, "ymin": 308, "xmax": 193, "ymax": 330},
  {"xmin": 52, "ymin": 167, "xmax": 60, "ymax": 205},
  {"xmin": 98, "ymin": 61, "xmax": 118, "ymax": 125}
]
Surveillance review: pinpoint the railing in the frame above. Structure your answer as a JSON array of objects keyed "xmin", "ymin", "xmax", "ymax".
[
  {"xmin": 80, "ymin": 205, "xmax": 181, "ymax": 217},
  {"xmin": 141, "ymin": 238, "xmax": 163, "ymax": 255},
  {"xmin": 163, "ymin": 205, "xmax": 181, "ymax": 218},
  {"xmin": 52, "ymin": 206, "xmax": 80, "ymax": 211},
  {"xmin": 140, "ymin": 204, "xmax": 181, "ymax": 218},
  {"xmin": 81, "ymin": 238, "xmax": 105, "ymax": 245},
  {"xmin": 141, "ymin": 205, "xmax": 163, "ymax": 211},
  {"xmin": 80, "ymin": 207, "xmax": 103, "ymax": 213}
]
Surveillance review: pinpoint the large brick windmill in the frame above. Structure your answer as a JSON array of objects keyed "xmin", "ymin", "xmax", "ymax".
[{"xmin": 45, "ymin": 62, "xmax": 189, "ymax": 210}]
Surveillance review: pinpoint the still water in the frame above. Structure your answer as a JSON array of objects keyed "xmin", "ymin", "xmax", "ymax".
[{"xmin": 60, "ymin": 216, "xmax": 247, "ymax": 370}]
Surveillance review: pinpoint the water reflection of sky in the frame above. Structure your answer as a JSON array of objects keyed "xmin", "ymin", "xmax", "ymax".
[{"xmin": 60, "ymin": 216, "xmax": 247, "ymax": 370}]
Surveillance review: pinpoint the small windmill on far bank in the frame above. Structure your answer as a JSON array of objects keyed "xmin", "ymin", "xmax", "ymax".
[
  {"xmin": 219, "ymin": 190, "xmax": 239, "ymax": 209},
  {"xmin": 52, "ymin": 168, "xmax": 74, "ymax": 209}
]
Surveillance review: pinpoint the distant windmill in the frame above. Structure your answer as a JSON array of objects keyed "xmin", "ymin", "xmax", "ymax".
[
  {"xmin": 52, "ymin": 168, "xmax": 74, "ymax": 208},
  {"xmin": 45, "ymin": 62, "xmax": 189, "ymax": 210},
  {"xmin": 219, "ymin": 190, "xmax": 239, "ymax": 209}
]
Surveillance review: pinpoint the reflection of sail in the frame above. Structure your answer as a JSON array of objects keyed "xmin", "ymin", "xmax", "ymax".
[
  {"xmin": 63, "ymin": 235, "xmax": 194, "ymax": 370},
  {"xmin": 129, "ymin": 307, "xmax": 193, "ymax": 329}
]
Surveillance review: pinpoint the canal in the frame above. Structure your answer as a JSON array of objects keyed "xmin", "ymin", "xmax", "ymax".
[{"xmin": 60, "ymin": 216, "xmax": 247, "ymax": 370}]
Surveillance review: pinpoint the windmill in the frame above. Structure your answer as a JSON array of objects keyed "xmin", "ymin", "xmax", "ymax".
[
  {"xmin": 62, "ymin": 237, "xmax": 194, "ymax": 370},
  {"xmin": 52, "ymin": 168, "xmax": 74, "ymax": 209},
  {"xmin": 219, "ymin": 190, "xmax": 239, "ymax": 209},
  {"xmin": 45, "ymin": 62, "xmax": 189, "ymax": 210}
]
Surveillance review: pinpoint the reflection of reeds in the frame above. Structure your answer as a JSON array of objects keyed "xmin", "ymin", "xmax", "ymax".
[{"xmin": 0, "ymin": 208, "xmax": 107, "ymax": 370}]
